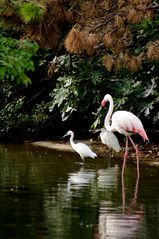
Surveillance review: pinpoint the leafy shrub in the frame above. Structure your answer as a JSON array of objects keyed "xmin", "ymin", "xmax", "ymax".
[
  {"xmin": 0, "ymin": 79, "xmax": 61, "ymax": 141},
  {"xmin": 0, "ymin": 35, "xmax": 39, "ymax": 85},
  {"xmin": 49, "ymin": 54, "xmax": 159, "ymax": 134}
]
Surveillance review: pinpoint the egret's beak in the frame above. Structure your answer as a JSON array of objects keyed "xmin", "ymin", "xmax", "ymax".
[
  {"xmin": 100, "ymin": 128, "xmax": 105, "ymax": 132},
  {"xmin": 63, "ymin": 133, "xmax": 68, "ymax": 138},
  {"xmin": 92, "ymin": 128, "xmax": 104, "ymax": 133}
]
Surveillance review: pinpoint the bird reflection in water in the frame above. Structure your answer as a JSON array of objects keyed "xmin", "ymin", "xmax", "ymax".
[
  {"xmin": 95, "ymin": 173, "xmax": 144, "ymax": 239},
  {"xmin": 97, "ymin": 165, "xmax": 119, "ymax": 190},
  {"xmin": 122, "ymin": 171, "xmax": 140, "ymax": 214},
  {"xmin": 67, "ymin": 167, "xmax": 96, "ymax": 191}
]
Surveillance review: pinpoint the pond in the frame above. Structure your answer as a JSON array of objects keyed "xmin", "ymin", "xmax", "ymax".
[{"xmin": 0, "ymin": 143, "xmax": 159, "ymax": 239}]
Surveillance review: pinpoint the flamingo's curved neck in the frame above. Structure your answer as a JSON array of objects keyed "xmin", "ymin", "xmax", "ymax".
[{"xmin": 104, "ymin": 95, "xmax": 114, "ymax": 131}]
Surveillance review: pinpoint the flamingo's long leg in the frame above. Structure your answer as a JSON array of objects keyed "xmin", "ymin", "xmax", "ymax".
[
  {"xmin": 122, "ymin": 137, "xmax": 129, "ymax": 175},
  {"xmin": 128, "ymin": 136, "xmax": 140, "ymax": 177}
]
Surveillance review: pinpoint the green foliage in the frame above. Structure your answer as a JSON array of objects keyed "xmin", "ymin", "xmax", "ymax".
[
  {"xmin": 49, "ymin": 54, "xmax": 159, "ymax": 133},
  {"xmin": 31, "ymin": 101, "xmax": 50, "ymax": 126},
  {"xmin": 0, "ymin": 52, "xmax": 159, "ymax": 141},
  {"xmin": 0, "ymin": 35, "xmax": 39, "ymax": 85},
  {"xmin": 0, "ymin": 1, "xmax": 159, "ymax": 141},
  {"xmin": 1, "ymin": 50, "xmax": 158, "ymax": 141},
  {"xmin": 19, "ymin": 2, "xmax": 45, "ymax": 23},
  {"xmin": 97, "ymin": 65, "xmax": 159, "ymax": 130},
  {"xmin": 0, "ymin": 0, "xmax": 45, "ymax": 24},
  {"xmin": 0, "ymin": 81, "xmax": 56, "ymax": 140},
  {"xmin": 50, "ymin": 76, "xmax": 78, "ymax": 121},
  {"xmin": 0, "ymin": 96, "xmax": 26, "ymax": 133},
  {"xmin": 131, "ymin": 15, "xmax": 159, "ymax": 51},
  {"xmin": 49, "ymin": 55, "xmax": 105, "ymax": 123}
]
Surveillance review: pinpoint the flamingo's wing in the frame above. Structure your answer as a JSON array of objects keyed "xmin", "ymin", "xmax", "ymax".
[{"xmin": 112, "ymin": 111, "xmax": 148, "ymax": 140}]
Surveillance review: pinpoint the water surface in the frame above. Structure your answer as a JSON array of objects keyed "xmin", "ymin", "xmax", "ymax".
[{"xmin": 0, "ymin": 143, "xmax": 159, "ymax": 238}]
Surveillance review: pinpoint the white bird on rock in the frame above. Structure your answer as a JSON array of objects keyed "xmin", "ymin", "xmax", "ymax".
[
  {"xmin": 63, "ymin": 130, "xmax": 97, "ymax": 161},
  {"xmin": 100, "ymin": 128, "xmax": 121, "ymax": 153},
  {"xmin": 101, "ymin": 94, "xmax": 149, "ymax": 176}
]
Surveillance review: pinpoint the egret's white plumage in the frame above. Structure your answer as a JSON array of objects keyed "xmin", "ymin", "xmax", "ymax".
[
  {"xmin": 100, "ymin": 128, "xmax": 121, "ymax": 152},
  {"xmin": 101, "ymin": 94, "xmax": 149, "ymax": 175},
  {"xmin": 63, "ymin": 130, "xmax": 97, "ymax": 161}
]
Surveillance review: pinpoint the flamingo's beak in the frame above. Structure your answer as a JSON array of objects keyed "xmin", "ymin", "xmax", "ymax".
[{"xmin": 101, "ymin": 99, "xmax": 106, "ymax": 107}]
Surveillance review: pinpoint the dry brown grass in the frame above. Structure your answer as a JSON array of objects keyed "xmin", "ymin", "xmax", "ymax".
[
  {"xmin": 1, "ymin": 0, "xmax": 157, "ymax": 72},
  {"xmin": 103, "ymin": 54, "xmax": 114, "ymax": 71},
  {"xmin": 147, "ymin": 40, "xmax": 159, "ymax": 60}
]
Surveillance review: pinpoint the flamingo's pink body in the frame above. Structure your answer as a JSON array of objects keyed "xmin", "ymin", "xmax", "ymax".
[
  {"xmin": 107, "ymin": 110, "xmax": 148, "ymax": 140},
  {"xmin": 101, "ymin": 94, "xmax": 149, "ymax": 176}
]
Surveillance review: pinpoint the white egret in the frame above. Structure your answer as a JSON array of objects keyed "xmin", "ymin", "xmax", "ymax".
[
  {"xmin": 63, "ymin": 130, "xmax": 97, "ymax": 161},
  {"xmin": 100, "ymin": 128, "xmax": 121, "ymax": 153}
]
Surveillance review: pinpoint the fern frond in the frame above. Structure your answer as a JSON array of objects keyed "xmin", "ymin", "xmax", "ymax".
[{"xmin": 19, "ymin": 2, "xmax": 45, "ymax": 24}]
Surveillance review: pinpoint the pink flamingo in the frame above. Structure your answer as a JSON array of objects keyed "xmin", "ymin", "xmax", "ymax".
[{"xmin": 101, "ymin": 94, "xmax": 149, "ymax": 176}]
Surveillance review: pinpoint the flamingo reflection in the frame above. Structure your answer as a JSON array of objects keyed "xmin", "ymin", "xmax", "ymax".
[
  {"xmin": 96, "ymin": 173, "xmax": 144, "ymax": 239},
  {"xmin": 122, "ymin": 171, "xmax": 140, "ymax": 214}
]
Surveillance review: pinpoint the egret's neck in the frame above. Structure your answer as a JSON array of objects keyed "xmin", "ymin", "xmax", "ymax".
[
  {"xmin": 104, "ymin": 95, "xmax": 114, "ymax": 131},
  {"xmin": 69, "ymin": 133, "xmax": 75, "ymax": 148}
]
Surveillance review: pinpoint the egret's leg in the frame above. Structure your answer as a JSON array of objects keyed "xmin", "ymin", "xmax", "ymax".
[
  {"xmin": 80, "ymin": 155, "xmax": 85, "ymax": 163},
  {"xmin": 122, "ymin": 137, "xmax": 129, "ymax": 175},
  {"xmin": 128, "ymin": 136, "xmax": 140, "ymax": 177},
  {"xmin": 107, "ymin": 150, "xmax": 111, "ymax": 166}
]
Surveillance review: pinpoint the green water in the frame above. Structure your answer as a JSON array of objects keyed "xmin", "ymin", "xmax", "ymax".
[{"xmin": 0, "ymin": 143, "xmax": 159, "ymax": 239}]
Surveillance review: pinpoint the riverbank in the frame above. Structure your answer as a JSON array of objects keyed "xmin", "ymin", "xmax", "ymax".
[{"xmin": 31, "ymin": 140, "xmax": 159, "ymax": 167}]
